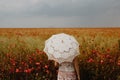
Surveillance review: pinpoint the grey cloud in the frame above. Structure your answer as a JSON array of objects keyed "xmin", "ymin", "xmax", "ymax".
[
  {"xmin": 20, "ymin": 0, "xmax": 120, "ymax": 17},
  {"xmin": 0, "ymin": 0, "xmax": 120, "ymax": 27},
  {"xmin": 0, "ymin": 0, "xmax": 115, "ymax": 16}
]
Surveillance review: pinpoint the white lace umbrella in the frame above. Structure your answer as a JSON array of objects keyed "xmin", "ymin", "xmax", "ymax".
[{"xmin": 44, "ymin": 33, "xmax": 80, "ymax": 64}]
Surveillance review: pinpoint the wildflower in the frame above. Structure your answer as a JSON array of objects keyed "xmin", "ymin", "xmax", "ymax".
[
  {"xmin": 36, "ymin": 73, "xmax": 39, "ymax": 76},
  {"xmin": 106, "ymin": 48, "xmax": 110, "ymax": 53},
  {"xmin": 117, "ymin": 60, "xmax": 120, "ymax": 66},
  {"xmin": 36, "ymin": 48, "xmax": 40, "ymax": 54},
  {"xmin": 16, "ymin": 69, "xmax": 19, "ymax": 73},
  {"xmin": 35, "ymin": 62, "xmax": 40, "ymax": 66},
  {"xmin": 100, "ymin": 60, "xmax": 104, "ymax": 64},
  {"xmin": 12, "ymin": 62, "xmax": 16, "ymax": 66},
  {"xmin": 87, "ymin": 58, "xmax": 94, "ymax": 63},
  {"xmin": 21, "ymin": 61, "xmax": 25, "ymax": 65},
  {"xmin": 109, "ymin": 59, "xmax": 114, "ymax": 63},
  {"xmin": 24, "ymin": 69, "xmax": 32, "ymax": 73},
  {"xmin": 92, "ymin": 50, "xmax": 96, "ymax": 54},
  {"xmin": 24, "ymin": 69, "xmax": 28, "ymax": 73},
  {"xmin": 23, "ymin": 63, "xmax": 28, "ymax": 67},
  {"xmin": 46, "ymin": 70, "xmax": 50, "ymax": 74},
  {"xmin": 32, "ymin": 53, "xmax": 35, "ymax": 56},
  {"xmin": 10, "ymin": 59, "xmax": 16, "ymax": 66},
  {"xmin": 106, "ymin": 54, "xmax": 111, "ymax": 58},
  {"xmin": 27, "ymin": 69, "xmax": 32, "ymax": 73},
  {"xmin": 45, "ymin": 65, "xmax": 48, "ymax": 68},
  {"xmin": 6, "ymin": 53, "xmax": 10, "ymax": 57},
  {"xmin": 10, "ymin": 68, "xmax": 14, "ymax": 73}
]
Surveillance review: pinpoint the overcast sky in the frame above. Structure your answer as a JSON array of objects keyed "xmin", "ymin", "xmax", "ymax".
[{"xmin": 0, "ymin": 0, "xmax": 120, "ymax": 28}]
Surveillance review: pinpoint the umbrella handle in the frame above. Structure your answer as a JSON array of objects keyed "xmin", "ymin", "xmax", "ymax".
[{"xmin": 58, "ymin": 62, "xmax": 77, "ymax": 80}]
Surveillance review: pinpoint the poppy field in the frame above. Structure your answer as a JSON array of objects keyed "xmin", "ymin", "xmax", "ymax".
[{"xmin": 0, "ymin": 28, "xmax": 120, "ymax": 80}]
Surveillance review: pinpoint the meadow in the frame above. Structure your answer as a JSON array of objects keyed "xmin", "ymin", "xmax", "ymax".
[{"xmin": 0, "ymin": 28, "xmax": 120, "ymax": 80}]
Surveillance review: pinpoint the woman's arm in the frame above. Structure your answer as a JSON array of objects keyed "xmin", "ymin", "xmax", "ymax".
[{"xmin": 73, "ymin": 56, "xmax": 80, "ymax": 80}]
